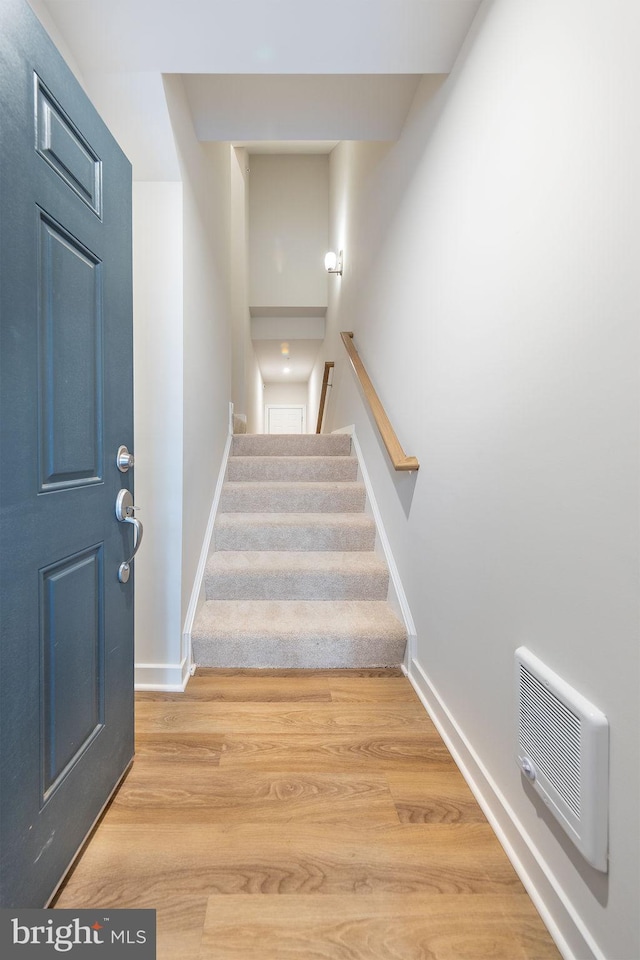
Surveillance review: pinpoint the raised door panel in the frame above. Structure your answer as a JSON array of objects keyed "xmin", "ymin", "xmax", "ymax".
[
  {"xmin": 38, "ymin": 212, "xmax": 103, "ymax": 491},
  {"xmin": 41, "ymin": 546, "xmax": 104, "ymax": 800},
  {"xmin": 35, "ymin": 75, "xmax": 102, "ymax": 216}
]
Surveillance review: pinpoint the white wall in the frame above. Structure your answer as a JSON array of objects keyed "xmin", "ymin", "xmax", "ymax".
[
  {"xmin": 132, "ymin": 183, "xmax": 184, "ymax": 681},
  {"xmin": 263, "ymin": 382, "xmax": 308, "ymax": 408},
  {"xmin": 230, "ymin": 148, "xmax": 247, "ymax": 413},
  {"xmin": 163, "ymin": 75, "xmax": 232, "ymax": 668},
  {"xmin": 322, "ymin": 2, "xmax": 640, "ymax": 959},
  {"xmin": 249, "ymin": 154, "xmax": 329, "ymax": 309},
  {"xmin": 230, "ymin": 146, "xmax": 262, "ymax": 432},
  {"xmin": 251, "ymin": 316, "xmax": 326, "ymax": 340},
  {"xmin": 249, "ymin": 367, "xmax": 265, "ymax": 435},
  {"xmin": 27, "ymin": 0, "xmax": 84, "ymax": 81}
]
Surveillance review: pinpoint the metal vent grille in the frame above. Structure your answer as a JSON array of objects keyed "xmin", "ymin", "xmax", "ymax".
[
  {"xmin": 519, "ymin": 664, "xmax": 581, "ymax": 817},
  {"xmin": 514, "ymin": 647, "xmax": 609, "ymax": 872}
]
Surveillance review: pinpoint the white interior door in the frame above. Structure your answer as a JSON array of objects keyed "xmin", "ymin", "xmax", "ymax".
[{"xmin": 266, "ymin": 405, "xmax": 306, "ymax": 434}]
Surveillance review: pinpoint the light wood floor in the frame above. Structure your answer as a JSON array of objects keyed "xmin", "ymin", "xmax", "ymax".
[{"xmin": 54, "ymin": 669, "xmax": 561, "ymax": 959}]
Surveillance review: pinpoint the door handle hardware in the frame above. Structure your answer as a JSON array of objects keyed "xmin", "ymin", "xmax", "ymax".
[
  {"xmin": 115, "ymin": 489, "xmax": 143, "ymax": 583},
  {"xmin": 115, "ymin": 488, "xmax": 139, "ymax": 521},
  {"xmin": 116, "ymin": 444, "xmax": 135, "ymax": 473}
]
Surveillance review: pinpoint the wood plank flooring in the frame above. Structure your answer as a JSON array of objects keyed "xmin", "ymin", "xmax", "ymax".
[{"xmin": 54, "ymin": 670, "xmax": 561, "ymax": 960}]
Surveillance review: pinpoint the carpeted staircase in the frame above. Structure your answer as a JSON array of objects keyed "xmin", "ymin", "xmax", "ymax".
[{"xmin": 191, "ymin": 433, "xmax": 407, "ymax": 668}]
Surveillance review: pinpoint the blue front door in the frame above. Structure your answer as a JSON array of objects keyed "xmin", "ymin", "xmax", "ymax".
[{"xmin": 0, "ymin": 0, "xmax": 134, "ymax": 906}]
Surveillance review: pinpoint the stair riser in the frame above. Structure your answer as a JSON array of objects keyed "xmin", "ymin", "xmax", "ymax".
[
  {"xmin": 214, "ymin": 524, "xmax": 376, "ymax": 552},
  {"xmin": 220, "ymin": 485, "xmax": 366, "ymax": 514},
  {"xmin": 205, "ymin": 570, "xmax": 389, "ymax": 601},
  {"xmin": 227, "ymin": 457, "xmax": 358, "ymax": 482},
  {"xmin": 192, "ymin": 635, "xmax": 406, "ymax": 669},
  {"xmin": 232, "ymin": 435, "xmax": 352, "ymax": 457}
]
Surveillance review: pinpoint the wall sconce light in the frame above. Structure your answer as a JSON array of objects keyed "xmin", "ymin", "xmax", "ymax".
[{"xmin": 324, "ymin": 250, "xmax": 343, "ymax": 276}]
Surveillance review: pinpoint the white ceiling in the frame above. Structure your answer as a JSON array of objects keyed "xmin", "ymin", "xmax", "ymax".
[
  {"xmin": 32, "ymin": 1, "xmax": 482, "ymax": 75},
  {"xmin": 252, "ymin": 339, "xmax": 324, "ymax": 384},
  {"xmin": 238, "ymin": 141, "xmax": 338, "ymax": 156},
  {"xmin": 29, "ymin": 0, "xmax": 481, "ymax": 179},
  {"xmin": 182, "ymin": 75, "xmax": 422, "ymax": 143}
]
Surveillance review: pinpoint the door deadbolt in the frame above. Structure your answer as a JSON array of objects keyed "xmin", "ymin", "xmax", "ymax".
[{"xmin": 116, "ymin": 445, "xmax": 135, "ymax": 472}]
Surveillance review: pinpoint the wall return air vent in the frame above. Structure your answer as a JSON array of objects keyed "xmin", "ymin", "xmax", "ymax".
[{"xmin": 515, "ymin": 647, "xmax": 609, "ymax": 872}]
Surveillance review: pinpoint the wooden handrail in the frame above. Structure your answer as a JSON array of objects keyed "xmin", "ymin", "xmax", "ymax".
[
  {"xmin": 315, "ymin": 361, "xmax": 334, "ymax": 433},
  {"xmin": 340, "ymin": 332, "xmax": 419, "ymax": 471}
]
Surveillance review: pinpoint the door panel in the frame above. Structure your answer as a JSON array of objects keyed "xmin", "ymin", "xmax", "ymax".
[
  {"xmin": 266, "ymin": 405, "xmax": 305, "ymax": 434},
  {"xmin": 0, "ymin": 0, "xmax": 133, "ymax": 907},
  {"xmin": 35, "ymin": 76, "xmax": 102, "ymax": 216},
  {"xmin": 38, "ymin": 212, "xmax": 103, "ymax": 490},
  {"xmin": 41, "ymin": 546, "xmax": 105, "ymax": 800}
]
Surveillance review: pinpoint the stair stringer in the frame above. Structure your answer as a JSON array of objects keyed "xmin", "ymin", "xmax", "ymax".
[
  {"xmin": 336, "ymin": 425, "xmax": 418, "ymax": 671},
  {"xmin": 182, "ymin": 429, "xmax": 233, "ymax": 679}
]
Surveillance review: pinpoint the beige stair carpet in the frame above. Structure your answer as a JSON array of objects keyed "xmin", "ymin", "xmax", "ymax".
[{"xmin": 192, "ymin": 433, "xmax": 407, "ymax": 668}]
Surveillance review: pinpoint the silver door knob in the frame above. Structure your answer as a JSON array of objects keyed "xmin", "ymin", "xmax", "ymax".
[
  {"xmin": 116, "ymin": 444, "xmax": 135, "ymax": 472},
  {"xmin": 115, "ymin": 489, "xmax": 143, "ymax": 583}
]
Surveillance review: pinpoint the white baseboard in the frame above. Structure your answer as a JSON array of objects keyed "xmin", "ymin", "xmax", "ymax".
[
  {"xmin": 349, "ymin": 429, "xmax": 417, "ymax": 667},
  {"xmin": 407, "ymin": 655, "xmax": 603, "ymax": 960},
  {"xmin": 181, "ymin": 430, "xmax": 233, "ymax": 674},
  {"xmin": 135, "ymin": 657, "xmax": 190, "ymax": 692}
]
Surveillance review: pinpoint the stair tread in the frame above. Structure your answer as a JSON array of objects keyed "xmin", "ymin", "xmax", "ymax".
[
  {"xmin": 222, "ymin": 481, "xmax": 364, "ymax": 490},
  {"xmin": 206, "ymin": 551, "xmax": 386, "ymax": 573},
  {"xmin": 216, "ymin": 512, "xmax": 374, "ymax": 526},
  {"xmin": 214, "ymin": 512, "xmax": 376, "ymax": 552},
  {"xmin": 233, "ymin": 435, "xmax": 352, "ymax": 457},
  {"xmin": 227, "ymin": 457, "xmax": 359, "ymax": 482},
  {"xmin": 193, "ymin": 600, "xmax": 407, "ymax": 641},
  {"xmin": 205, "ymin": 552, "xmax": 389, "ymax": 601},
  {"xmin": 228, "ymin": 455, "xmax": 357, "ymax": 461},
  {"xmin": 228, "ymin": 456, "xmax": 357, "ymax": 463},
  {"xmin": 228, "ymin": 457, "xmax": 358, "ymax": 481},
  {"xmin": 216, "ymin": 512, "xmax": 374, "ymax": 527},
  {"xmin": 228, "ymin": 453, "xmax": 358, "ymax": 469},
  {"xmin": 220, "ymin": 481, "xmax": 366, "ymax": 514}
]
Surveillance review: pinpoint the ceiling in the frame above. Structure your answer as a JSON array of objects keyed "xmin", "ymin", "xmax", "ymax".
[
  {"xmin": 182, "ymin": 74, "xmax": 422, "ymax": 144},
  {"xmin": 252, "ymin": 339, "xmax": 324, "ymax": 384},
  {"xmin": 237, "ymin": 141, "xmax": 338, "ymax": 156},
  {"xmin": 28, "ymin": 1, "xmax": 482, "ymax": 179},
  {"xmin": 250, "ymin": 315, "xmax": 326, "ymax": 384},
  {"xmin": 30, "ymin": 1, "xmax": 482, "ymax": 75}
]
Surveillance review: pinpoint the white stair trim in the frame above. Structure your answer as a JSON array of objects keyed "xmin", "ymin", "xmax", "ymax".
[
  {"xmin": 181, "ymin": 430, "xmax": 233, "ymax": 674},
  {"xmin": 348, "ymin": 428, "xmax": 417, "ymax": 668}
]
